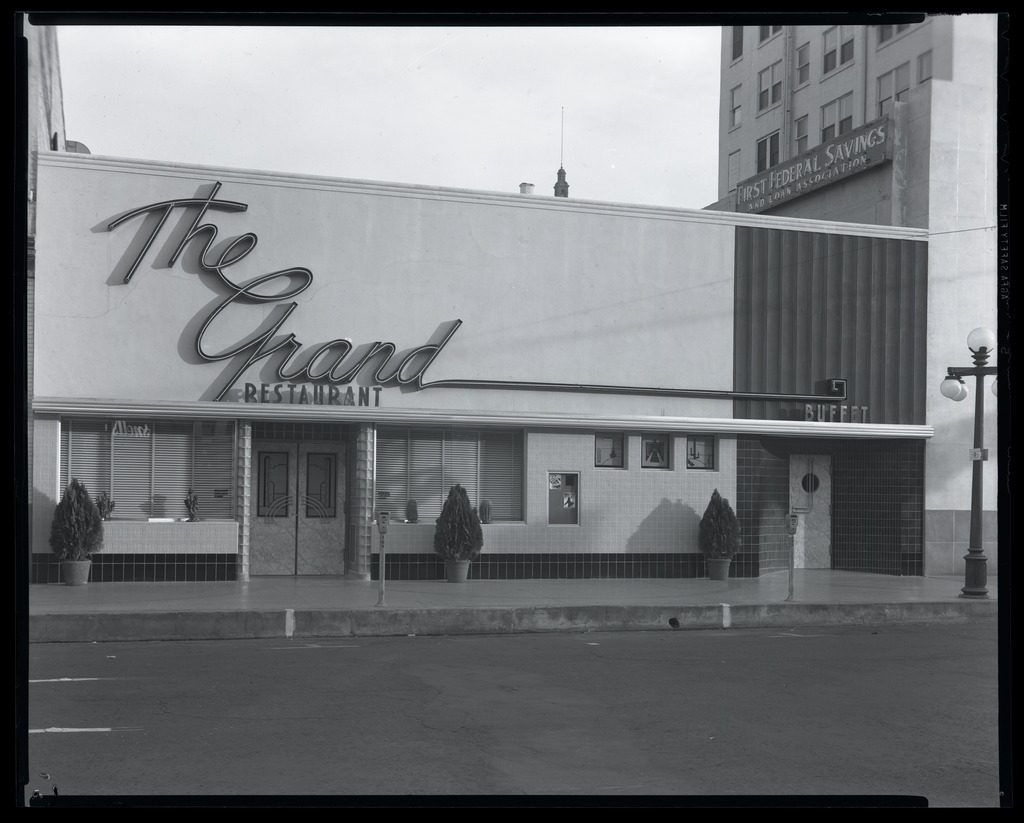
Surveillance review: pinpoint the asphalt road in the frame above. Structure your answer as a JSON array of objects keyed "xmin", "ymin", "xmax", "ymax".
[{"xmin": 24, "ymin": 618, "xmax": 1002, "ymax": 806}]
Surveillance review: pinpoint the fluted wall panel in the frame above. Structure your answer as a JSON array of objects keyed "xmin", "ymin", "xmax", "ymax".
[{"xmin": 734, "ymin": 227, "xmax": 927, "ymax": 425}]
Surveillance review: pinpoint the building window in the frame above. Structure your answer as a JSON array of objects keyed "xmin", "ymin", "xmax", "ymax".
[
  {"xmin": 732, "ymin": 25, "xmax": 744, "ymax": 61},
  {"xmin": 758, "ymin": 61, "xmax": 783, "ymax": 111},
  {"xmin": 795, "ymin": 42, "xmax": 810, "ymax": 85},
  {"xmin": 918, "ymin": 50, "xmax": 933, "ymax": 83},
  {"xmin": 60, "ymin": 418, "xmax": 236, "ymax": 520},
  {"xmin": 729, "ymin": 85, "xmax": 742, "ymax": 128},
  {"xmin": 759, "ymin": 24, "xmax": 782, "ymax": 43},
  {"xmin": 595, "ymin": 433, "xmax": 625, "ymax": 468},
  {"xmin": 727, "ymin": 150, "xmax": 741, "ymax": 192},
  {"xmin": 821, "ymin": 93, "xmax": 853, "ymax": 142},
  {"xmin": 823, "ymin": 27, "xmax": 838, "ymax": 73},
  {"xmin": 823, "ymin": 26, "xmax": 854, "ymax": 73},
  {"xmin": 878, "ymin": 22, "xmax": 911, "ymax": 45},
  {"xmin": 877, "ymin": 62, "xmax": 910, "ymax": 117},
  {"xmin": 548, "ymin": 472, "xmax": 579, "ymax": 525},
  {"xmin": 376, "ymin": 427, "xmax": 524, "ymax": 522},
  {"xmin": 794, "ymin": 114, "xmax": 808, "ymax": 155},
  {"xmin": 840, "ymin": 29, "xmax": 855, "ymax": 64},
  {"xmin": 641, "ymin": 434, "xmax": 671, "ymax": 469},
  {"xmin": 756, "ymin": 131, "xmax": 780, "ymax": 172},
  {"xmin": 685, "ymin": 436, "xmax": 716, "ymax": 470}
]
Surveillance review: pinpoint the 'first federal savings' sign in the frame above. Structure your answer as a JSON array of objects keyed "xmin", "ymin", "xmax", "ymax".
[{"xmin": 736, "ymin": 118, "xmax": 891, "ymax": 214}]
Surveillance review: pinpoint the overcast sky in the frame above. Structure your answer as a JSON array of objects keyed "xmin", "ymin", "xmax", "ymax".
[{"xmin": 53, "ymin": 24, "xmax": 723, "ymax": 209}]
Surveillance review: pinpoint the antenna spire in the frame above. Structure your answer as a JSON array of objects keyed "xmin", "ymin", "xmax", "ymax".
[{"xmin": 560, "ymin": 106, "xmax": 565, "ymax": 168}]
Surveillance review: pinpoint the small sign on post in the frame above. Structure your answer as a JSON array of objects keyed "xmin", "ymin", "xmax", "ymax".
[
  {"xmin": 970, "ymin": 448, "xmax": 989, "ymax": 461},
  {"xmin": 375, "ymin": 512, "xmax": 389, "ymax": 606}
]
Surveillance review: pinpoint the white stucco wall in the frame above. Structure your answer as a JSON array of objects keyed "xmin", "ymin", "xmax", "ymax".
[
  {"xmin": 34, "ymin": 154, "xmax": 739, "ymax": 421},
  {"xmin": 924, "ymin": 44, "xmax": 998, "ymax": 513}
]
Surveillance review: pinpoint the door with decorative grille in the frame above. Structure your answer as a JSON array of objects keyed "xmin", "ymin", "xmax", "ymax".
[{"xmin": 250, "ymin": 441, "xmax": 346, "ymax": 575}]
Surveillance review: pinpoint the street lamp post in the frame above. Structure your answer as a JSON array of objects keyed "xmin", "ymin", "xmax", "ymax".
[{"xmin": 939, "ymin": 327, "xmax": 998, "ymax": 599}]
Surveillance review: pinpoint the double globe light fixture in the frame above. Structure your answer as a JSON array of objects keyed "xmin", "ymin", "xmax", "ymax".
[
  {"xmin": 939, "ymin": 327, "xmax": 997, "ymax": 599},
  {"xmin": 940, "ymin": 327, "xmax": 998, "ymax": 402}
]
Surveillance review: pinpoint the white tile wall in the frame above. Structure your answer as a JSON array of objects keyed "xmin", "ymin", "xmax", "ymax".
[{"xmin": 382, "ymin": 429, "xmax": 737, "ymax": 555}]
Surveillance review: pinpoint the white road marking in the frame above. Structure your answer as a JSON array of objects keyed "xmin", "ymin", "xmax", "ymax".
[
  {"xmin": 29, "ymin": 727, "xmax": 141, "ymax": 734},
  {"xmin": 29, "ymin": 677, "xmax": 104, "ymax": 683},
  {"xmin": 265, "ymin": 644, "xmax": 360, "ymax": 649}
]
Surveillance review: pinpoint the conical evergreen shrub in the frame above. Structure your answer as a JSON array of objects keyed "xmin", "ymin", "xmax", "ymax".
[
  {"xmin": 698, "ymin": 488, "xmax": 740, "ymax": 559},
  {"xmin": 433, "ymin": 485, "xmax": 484, "ymax": 561},
  {"xmin": 49, "ymin": 478, "xmax": 104, "ymax": 561}
]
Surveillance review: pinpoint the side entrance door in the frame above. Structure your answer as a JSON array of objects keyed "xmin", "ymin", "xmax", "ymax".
[
  {"xmin": 250, "ymin": 441, "xmax": 346, "ymax": 575},
  {"xmin": 789, "ymin": 454, "xmax": 832, "ymax": 569}
]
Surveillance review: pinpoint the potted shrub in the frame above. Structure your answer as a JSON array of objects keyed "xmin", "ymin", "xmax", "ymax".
[
  {"xmin": 49, "ymin": 478, "xmax": 104, "ymax": 585},
  {"xmin": 95, "ymin": 492, "xmax": 115, "ymax": 521},
  {"xmin": 184, "ymin": 489, "xmax": 199, "ymax": 522},
  {"xmin": 478, "ymin": 498, "xmax": 493, "ymax": 525},
  {"xmin": 405, "ymin": 499, "xmax": 419, "ymax": 524},
  {"xmin": 699, "ymin": 488, "xmax": 740, "ymax": 581},
  {"xmin": 433, "ymin": 484, "xmax": 484, "ymax": 583}
]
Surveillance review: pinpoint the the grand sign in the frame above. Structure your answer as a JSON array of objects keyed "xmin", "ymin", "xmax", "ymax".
[
  {"xmin": 107, "ymin": 183, "xmax": 461, "ymax": 401},
  {"xmin": 736, "ymin": 118, "xmax": 891, "ymax": 214},
  {"xmin": 105, "ymin": 182, "xmax": 855, "ymax": 409}
]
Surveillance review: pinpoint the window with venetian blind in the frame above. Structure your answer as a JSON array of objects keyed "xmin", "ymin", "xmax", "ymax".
[
  {"xmin": 60, "ymin": 418, "xmax": 236, "ymax": 520},
  {"xmin": 375, "ymin": 427, "xmax": 524, "ymax": 521}
]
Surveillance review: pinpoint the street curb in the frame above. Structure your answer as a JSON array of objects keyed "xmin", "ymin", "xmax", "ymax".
[{"xmin": 28, "ymin": 599, "xmax": 998, "ymax": 643}]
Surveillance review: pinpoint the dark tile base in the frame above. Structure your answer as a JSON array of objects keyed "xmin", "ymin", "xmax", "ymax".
[
  {"xmin": 736, "ymin": 436, "xmax": 925, "ymax": 578},
  {"xmin": 370, "ymin": 552, "xmax": 759, "ymax": 581},
  {"xmin": 31, "ymin": 554, "xmax": 239, "ymax": 584}
]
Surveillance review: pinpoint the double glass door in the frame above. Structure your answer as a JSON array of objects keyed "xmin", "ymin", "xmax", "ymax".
[{"xmin": 250, "ymin": 441, "xmax": 346, "ymax": 575}]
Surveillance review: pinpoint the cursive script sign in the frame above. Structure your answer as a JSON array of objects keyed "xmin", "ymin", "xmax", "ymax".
[
  {"xmin": 107, "ymin": 182, "xmax": 461, "ymax": 401},
  {"xmin": 105, "ymin": 181, "xmax": 857, "ymax": 408}
]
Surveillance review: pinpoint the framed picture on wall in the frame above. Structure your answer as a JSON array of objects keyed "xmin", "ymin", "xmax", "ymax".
[
  {"xmin": 594, "ymin": 433, "xmax": 625, "ymax": 468},
  {"xmin": 641, "ymin": 434, "xmax": 670, "ymax": 469},
  {"xmin": 686, "ymin": 435, "xmax": 716, "ymax": 470}
]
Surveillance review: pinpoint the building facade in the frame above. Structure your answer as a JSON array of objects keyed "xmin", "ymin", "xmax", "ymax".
[
  {"xmin": 710, "ymin": 16, "xmax": 999, "ymax": 576},
  {"xmin": 30, "ymin": 152, "xmax": 932, "ymax": 583}
]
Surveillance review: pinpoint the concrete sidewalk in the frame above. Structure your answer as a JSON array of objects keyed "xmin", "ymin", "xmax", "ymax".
[{"xmin": 28, "ymin": 570, "xmax": 999, "ymax": 643}]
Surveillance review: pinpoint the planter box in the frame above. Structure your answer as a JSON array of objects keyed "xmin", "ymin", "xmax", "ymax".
[
  {"xmin": 97, "ymin": 520, "xmax": 239, "ymax": 555},
  {"xmin": 61, "ymin": 559, "xmax": 92, "ymax": 586}
]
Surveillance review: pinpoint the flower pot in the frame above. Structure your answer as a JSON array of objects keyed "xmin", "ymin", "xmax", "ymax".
[
  {"xmin": 706, "ymin": 557, "xmax": 732, "ymax": 581},
  {"xmin": 445, "ymin": 559, "xmax": 471, "ymax": 583},
  {"xmin": 61, "ymin": 559, "xmax": 92, "ymax": 586}
]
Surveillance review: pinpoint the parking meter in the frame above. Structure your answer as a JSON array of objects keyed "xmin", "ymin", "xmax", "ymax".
[
  {"xmin": 785, "ymin": 513, "xmax": 798, "ymax": 601},
  {"xmin": 375, "ymin": 512, "xmax": 389, "ymax": 605}
]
